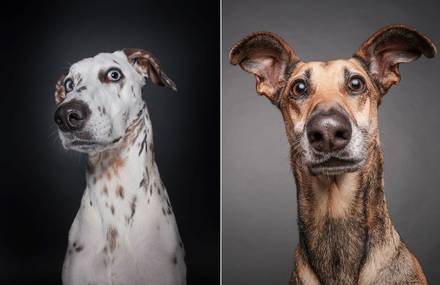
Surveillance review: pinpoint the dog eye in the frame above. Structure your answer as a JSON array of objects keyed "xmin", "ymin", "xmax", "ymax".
[
  {"xmin": 64, "ymin": 79, "xmax": 74, "ymax": 93},
  {"xmin": 347, "ymin": 76, "xmax": 365, "ymax": 94},
  {"xmin": 106, "ymin": 68, "xmax": 123, "ymax": 82},
  {"xmin": 290, "ymin": 80, "xmax": 308, "ymax": 98}
]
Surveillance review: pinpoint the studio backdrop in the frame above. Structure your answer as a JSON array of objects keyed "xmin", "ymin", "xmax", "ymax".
[{"xmin": 222, "ymin": 0, "xmax": 440, "ymax": 284}]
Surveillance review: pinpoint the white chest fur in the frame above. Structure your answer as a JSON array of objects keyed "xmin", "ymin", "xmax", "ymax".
[{"xmin": 62, "ymin": 108, "xmax": 186, "ymax": 285}]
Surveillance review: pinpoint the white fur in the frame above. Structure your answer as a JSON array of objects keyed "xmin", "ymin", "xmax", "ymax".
[{"xmin": 57, "ymin": 51, "xmax": 186, "ymax": 285}]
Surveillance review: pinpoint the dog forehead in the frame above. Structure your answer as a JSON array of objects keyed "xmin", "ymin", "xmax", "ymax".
[
  {"xmin": 296, "ymin": 60, "xmax": 364, "ymax": 75},
  {"xmin": 68, "ymin": 51, "xmax": 131, "ymax": 75}
]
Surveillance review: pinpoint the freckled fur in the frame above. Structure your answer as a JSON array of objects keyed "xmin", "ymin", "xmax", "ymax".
[{"xmin": 57, "ymin": 50, "xmax": 185, "ymax": 285}]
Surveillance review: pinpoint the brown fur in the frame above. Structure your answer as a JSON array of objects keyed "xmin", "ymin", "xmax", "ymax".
[
  {"xmin": 230, "ymin": 25, "xmax": 435, "ymax": 284},
  {"xmin": 122, "ymin": 48, "xmax": 177, "ymax": 91},
  {"xmin": 55, "ymin": 74, "xmax": 66, "ymax": 105}
]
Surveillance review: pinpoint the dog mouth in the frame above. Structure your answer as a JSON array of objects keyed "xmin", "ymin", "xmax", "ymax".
[
  {"xmin": 308, "ymin": 157, "xmax": 363, "ymax": 176},
  {"xmin": 65, "ymin": 137, "xmax": 122, "ymax": 152}
]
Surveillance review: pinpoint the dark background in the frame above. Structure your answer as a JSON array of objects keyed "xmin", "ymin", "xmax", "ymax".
[
  {"xmin": 223, "ymin": 0, "xmax": 440, "ymax": 284},
  {"xmin": 0, "ymin": 0, "xmax": 219, "ymax": 284}
]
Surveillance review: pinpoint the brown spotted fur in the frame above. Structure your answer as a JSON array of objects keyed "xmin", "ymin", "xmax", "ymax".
[{"xmin": 230, "ymin": 25, "xmax": 436, "ymax": 285}]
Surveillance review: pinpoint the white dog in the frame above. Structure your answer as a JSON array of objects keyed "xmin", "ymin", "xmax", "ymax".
[{"xmin": 54, "ymin": 48, "xmax": 186, "ymax": 285}]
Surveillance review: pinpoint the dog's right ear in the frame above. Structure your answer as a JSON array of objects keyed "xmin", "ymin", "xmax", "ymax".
[
  {"xmin": 54, "ymin": 74, "xmax": 66, "ymax": 105},
  {"xmin": 229, "ymin": 32, "xmax": 300, "ymax": 104}
]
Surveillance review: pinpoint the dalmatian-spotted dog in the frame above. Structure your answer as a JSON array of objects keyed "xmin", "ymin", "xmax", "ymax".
[{"xmin": 54, "ymin": 49, "xmax": 186, "ymax": 285}]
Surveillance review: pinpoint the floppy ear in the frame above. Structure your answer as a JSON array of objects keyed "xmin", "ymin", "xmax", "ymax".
[
  {"xmin": 54, "ymin": 74, "xmax": 66, "ymax": 105},
  {"xmin": 229, "ymin": 32, "xmax": 300, "ymax": 104},
  {"xmin": 123, "ymin": 48, "xmax": 177, "ymax": 92},
  {"xmin": 354, "ymin": 24, "xmax": 436, "ymax": 95}
]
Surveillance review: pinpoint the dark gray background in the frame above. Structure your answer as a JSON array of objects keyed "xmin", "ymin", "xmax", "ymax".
[
  {"xmin": 223, "ymin": 0, "xmax": 440, "ymax": 284},
  {"xmin": 0, "ymin": 0, "xmax": 219, "ymax": 284}
]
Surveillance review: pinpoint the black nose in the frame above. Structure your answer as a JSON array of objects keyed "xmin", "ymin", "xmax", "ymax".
[
  {"xmin": 54, "ymin": 100, "xmax": 91, "ymax": 132},
  {"xmin": 306, "ymin": 107, "xmax": 352, "ymax": 153}
]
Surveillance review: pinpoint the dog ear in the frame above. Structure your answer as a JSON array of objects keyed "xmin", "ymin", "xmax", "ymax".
[
  {"xmin": 354, "ymin": 24, "xmax": 436, "ymax": 95},
  {"xmin": 229, "ymin": 32, "xmax": 300, "ymax": 104},
  {"xmin": 55, "ymin": 74, "xmax": 66, "ymax": 105},
  {"xmin": 123, "ymin": 48, "xmax": 177, "ymax": 92}
]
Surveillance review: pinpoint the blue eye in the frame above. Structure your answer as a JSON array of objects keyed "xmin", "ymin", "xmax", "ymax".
[
  {"xmin": 64, "ymin": 79, "xmax": 74, "ymax": 92},
  {"xmin": 107, "ymin": 68, "xmax": 123, "ymax": 82}
]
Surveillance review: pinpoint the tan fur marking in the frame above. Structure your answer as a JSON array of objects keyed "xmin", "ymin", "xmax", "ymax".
[
  {"xmin": 311, "ymin": 173, "xmax": 358, "ymax": 219},
  {"xmin": 359, "ymin": 232, "xmax": 400, "ymax": 284},
  {"xmin": 293, "ymin": 248, "xmax": 320, "ymax": 285}
]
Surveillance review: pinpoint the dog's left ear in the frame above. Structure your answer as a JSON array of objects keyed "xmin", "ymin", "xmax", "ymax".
[
  {"xmin": 354, "ymin": 24, "xmax": 436, "ymax": 95},
  {"xmin": 123, "ymin": 48, "xmax": 177, "ymax": 92}
]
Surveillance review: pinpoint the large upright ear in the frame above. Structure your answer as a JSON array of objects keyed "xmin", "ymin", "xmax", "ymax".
[
  {"xmin": 229, "ymin": 32, "xmax": 300, "ymax": 104},
  {"xmin": 354, "ymin": 24, "xmax": 436, "ymax": 95},
  {"xmin": 123, "ymin": 48, "xmax": 177, "ymax": 92}
]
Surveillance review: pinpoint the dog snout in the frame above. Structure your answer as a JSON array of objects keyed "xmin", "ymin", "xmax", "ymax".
[
  {"xmin": 54, "ymin": 100, "xmax": 91, "ymax": 132},
  {"xmin": 306, "ymin": 107, "xmax": 352, "ymax": 153}
]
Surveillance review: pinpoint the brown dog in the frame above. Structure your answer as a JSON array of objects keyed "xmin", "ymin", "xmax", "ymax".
[{"xmin": 229, "ymin": 25, "xmax": 436, "ymax": 284}]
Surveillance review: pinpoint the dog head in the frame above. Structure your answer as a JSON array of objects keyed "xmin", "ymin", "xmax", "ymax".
[
  {"xmin": 230, "ymin": 25, "xmax": 436, "ymax": 176},
  {"xmin": 54, "ymin": 49, "xmax": 176, "ymax": 153}
]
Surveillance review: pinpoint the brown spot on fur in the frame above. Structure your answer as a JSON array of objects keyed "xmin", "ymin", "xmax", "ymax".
[
  {"xmin": 55, "ymin": 74, "xmax": 66, "ymax": 105},
  {"xmin": 102, "ymin": 186, "xmax": 108, "ymax": 196},
  {"xmin": 98, "ymin": 70, "xmax": 106, "ymax": 83},
  {"xmin": 75, "ymin": 245, "xmax": 84, "ymax": 252},
  {"xmin": 110, "ymin": 156, "xmax": 125, "ymax": 176},
  {"xmin": 116, "ymin": 185, "xmax": 125, "ymax": 199},
  {"xmin": 127, "ymin": 196, "xmax": 137, "ymax": 225},
  {"xmin": 107, "ymin": 226, "xmax": 118, "ymax": 253},
  {"xmin": 110, "ymin": 205, "xmax": 115, "ymax": 215}
]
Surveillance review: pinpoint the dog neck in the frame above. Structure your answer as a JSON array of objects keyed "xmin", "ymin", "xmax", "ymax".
[
  {"xmin": 291, "ymin": 138, "xmax": 398, "ymax": 284},
  {"xmin": 84, "ymin": 105, "xmax": 171, "ymax": 229}
]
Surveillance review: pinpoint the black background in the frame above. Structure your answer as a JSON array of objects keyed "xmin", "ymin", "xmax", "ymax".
[{"xmin": 0, "ymin": 0, "xmax": 219, "ymax": 284}]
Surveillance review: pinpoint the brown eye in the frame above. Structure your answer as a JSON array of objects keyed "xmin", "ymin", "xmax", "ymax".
[
  {"xmin": 348, "ymin": 76, "xmax": 365, "ymax": 94},
  {"xmin": 290, "ymin": 80, "xmax": 308, "ymax": 98}
]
